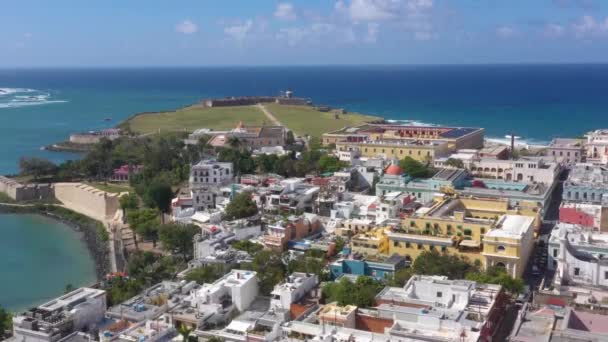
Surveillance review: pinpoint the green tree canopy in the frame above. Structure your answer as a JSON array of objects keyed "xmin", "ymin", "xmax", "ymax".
[
  {"xmin": 231, "ymin": 240, "xmax": 264, "ymax": 254},
  {"xmin": 465, "ymin": 266, "xmax": 525, "ymax": 294},
  {"xmin": 412, "ymin": 251, "xmax": 478, "ymax": 280},
  {"xmin": 119, "ymin": 192, "xmax": 139, "ymax": 212},
  {"xmin": 242, "ymin": 250, "xmax": 285, "ymax": 295},
  {"xmin": 19, "ymin": 157, "xmax": 58, "ymax": 180},
  {"xmin": 158, "ymin": 223, "xmax": 200, "ymax": 259},
  {"xmin": 399, "ymin": 156, "xmax": 434, "ymax": 178},
  {"xmin": 322, "ymin": 276, "xmax": 384, "ymax": 308},
  {"xmin": 317, "ymin": 155, "xmax": 347, "ymax": 173},
  {"xmin": 223, "ymin": 192, "xmax": 258, "ymax": 220},
  {"xmin": 0, "ymin": 305, "xmax": 12, "ymax": 340},
  {"xmin": 143, "ymin": 180, "xmax": 173, "ymax": 214},
  {"xmin": 445, "ymin": 158, "xmax": 465, "ymax": 169},
  {"xmin": 126, "ymin": 208, "xmax": 160, "ymax": 246},
  {"xmin": 185, "ymin": 264, "xmax": 230, "ymax": 284}
]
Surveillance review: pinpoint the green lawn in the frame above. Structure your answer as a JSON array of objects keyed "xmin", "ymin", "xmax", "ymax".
[
  {"xmin": 123, "ymin": 105, "xmax": 268, "ymax": 134},
  {"xmin": 86, "ymin": 182, "xmax": 132, "ymax": 194},
  {"xmin": 264, "ymin": 103, "xmax": 381, "ymax": 138}
]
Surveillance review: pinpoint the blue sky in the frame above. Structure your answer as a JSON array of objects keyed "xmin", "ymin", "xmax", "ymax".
[{"xmin": 2, "ymin": 0, "xmax": 608, "ymax": 66}]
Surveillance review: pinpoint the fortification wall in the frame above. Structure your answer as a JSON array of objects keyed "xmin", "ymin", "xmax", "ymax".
[
  {"xmin": 54, "ymin": 183, "xmax": 123, "ymax": 222},
  {"xmin": 0, "ymin": 176, "xmax": 54, "ymax": 201}
]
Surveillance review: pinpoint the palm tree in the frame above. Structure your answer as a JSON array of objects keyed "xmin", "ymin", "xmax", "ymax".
[{"xmin": 177, "ymin": 324, "xmax": 193, "ymax": 342}]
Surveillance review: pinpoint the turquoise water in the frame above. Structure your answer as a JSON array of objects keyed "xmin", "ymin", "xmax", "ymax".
[{"xmin": 0, "ymin": 214, "xmax": 96, "ymax": 311}]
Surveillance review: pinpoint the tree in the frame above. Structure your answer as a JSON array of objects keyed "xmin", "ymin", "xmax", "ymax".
[
  {"xmin": 285, "ymin": 130, "xmax": 295, "ymax": 145},
  {"xmin": 445, "ymin": 158, "xmax": 464, "ymax": 169},
  {"xmin": 19, "ymin": 157, "xmax": 58, "ymax": 180},
  {"xmin": 218, "ymin": 148, "xmax": 256, "ymax": 175},
  {"xmin": 465, "ymin": 266, "xmax": 524, "ymax": 294},
  {"xmin": 322, "ymin": 276, "xmax": 383, "ymax": 308},
  {"xmin": 399, "ymin": 156, "xmax": 433, "ymax": 178},
  {"xmin": 223, "ymin": 192, "xmax": 258, "ymax": 220},
  {"xmin": 126, "ymin": 208, "xmax": 160, "ymax": 248},
  {"xmin": 387, "ymin": 268, "xmax": 413, "ymax": 287},
  {"xmin": 158, "ymin": 223, "xmax": 200, "ymax": 260},
  {"xmin": 412, "ymin": 251, "xmax": 478, "ymax": 280},
  {"xmin": 317, "ymin": 154, "xmax": 347, "ymax": 173},
  {"xmin": 119, "ymin": 192, "xmax": 139, "ymax": 215},
  {"xmin": 177, "ymin": 324, "xmax": 193, "ymax": 342},
  {"xmin": 64, "ymin": 283, "xmax": 75, "ymax": 294},
  {"xmin": 143, "ymin": 180, "xmax": 173, "ymax": 218},
  {"xmin": 0, "ymin": 305, "xmax": 12, "ymax": 339},
  {"xmin": 242, "ymin": 250, "xmax": 285, "ymax": 295},
  {"xmin": 185, "ymin": 264, "xmax": 229, "ymax": 284},
  {"xmin": 231, "ymin": 240, "xmax": 264, "ymax": 254}
]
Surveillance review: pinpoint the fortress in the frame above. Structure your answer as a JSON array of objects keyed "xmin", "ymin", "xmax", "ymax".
[
  {"xmin": 0, "ymin": 176, "xmax": 53, "ymax": 201},
  {"xmin": 201, "ymin": 90, "xmax": 311, "ymax": 107}
]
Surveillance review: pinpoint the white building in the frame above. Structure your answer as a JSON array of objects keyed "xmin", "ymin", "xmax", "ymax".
[
  {"xmin": 549, "ymin": 223, "xmax": 608, "ymax": 288},
  {"xmin": 270, "ymin": 272, "xmax": 319, "ymax": 311},
  {"xmin": 12, "ymin": 288, "xmax": 106, "ymax": 342},
  {"xmin": 585, "ymin": 129, "xmax": 608, "ymax": 165},
  {"xmin": 187, "ymin": 269, "xmax": 258, "ymax": 312},
  {"xmin": 189, "ymin": 160, "xmax": 233, "ymax": 211}
]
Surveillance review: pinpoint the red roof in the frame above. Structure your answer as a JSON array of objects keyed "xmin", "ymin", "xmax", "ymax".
[{"xmin": 385, "ymin": 164, "xmax": 404, "ymax": 176}]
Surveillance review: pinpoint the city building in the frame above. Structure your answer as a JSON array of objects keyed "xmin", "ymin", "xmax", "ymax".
[
  {"xmin": 323, "ymin": 124, "xmax": 485, "ymax": 151},
  {"xmin": 12, "ymin": 288, "xmax": 106, "ymax": 342},
  {"xmin": 548, "ymin": 223, "xmax": 608, "ymax": 287},
  {"xmin": 389, "ymin": 197, "xmax": 538, "ymax": 272},
  {"xmin": 585, "ymin": 129, "xmax": 608, "ymax": 165},
  {"xmin": 109, "ymin": 164, "xmax": 143, "ymax": 182},
  {"xmin": 559, "ymin": 202, "xmax": 608, "ymax": 232},
  {"xmin": 329, "ymin": 254, "xmax": 407, "ymax": 280},
  {"xmin": 263, "ymin": 214, "xmax": 322, "ymax": 251},
  {"xmin": 189, "ymin": 159, "xmax": 233, "ymax": 211},
  {"xmin": 270, "ymin": 272, "xmax": 319, "ymax": 311},
  {"xmin": 187, "ymin": 122, "xmax": 286, "ymax": 149},
  {"xmin": 481, "ymin": 214, "xmax": 535, "ymax": 278},
  {"xmin": 187, "ymin": 270, "xmax": 258, "ymax": 313},
  {"xmin": 336, "ymin": 138, "xmax": 450, "ymax": 163},
  {"xmin": 563, "ymin": 163, "xmax": 608, "ymax": 205},
  {"xmin": 547, "ymin": 138, "xmax": 586, "ymax": 164},
  {"xmin": 262, "ymin": 178, "xmax": 319, "ymax": 214}
]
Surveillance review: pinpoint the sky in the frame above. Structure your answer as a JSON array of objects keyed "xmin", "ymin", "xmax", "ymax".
[{"xmin": 2, "ymin": 0, "xmax": 608, "ymax": 66}]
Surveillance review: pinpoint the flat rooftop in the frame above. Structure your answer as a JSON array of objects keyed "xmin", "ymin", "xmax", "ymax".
[{"xmin": 39, "ymin": 287, "xmax": 105, "ymax": 312}]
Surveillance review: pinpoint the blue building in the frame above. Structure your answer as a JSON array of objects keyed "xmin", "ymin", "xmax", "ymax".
[{"xmin": 329, "ymin": 254, "xmax": 407, "ymax": 281}]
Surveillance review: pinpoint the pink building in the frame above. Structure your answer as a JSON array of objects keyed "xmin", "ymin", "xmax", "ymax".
[
  {"xmin": 110, "ymin": 164, "xmax": 143, "ymax": 182},
  {"xmin": 559, "ymin": 202, "xmax": 608, "ymax": 232}
]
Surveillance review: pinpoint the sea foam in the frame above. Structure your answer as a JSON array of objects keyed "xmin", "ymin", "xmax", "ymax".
[{"xmin": 0, "ymin": 88, "xmax": 67, "ymax": 109}]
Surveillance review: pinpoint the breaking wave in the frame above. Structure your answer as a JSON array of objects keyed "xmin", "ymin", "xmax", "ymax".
[
  {"xmin": 385, "ymin": 119, "xmax": 438, "ymax": 127},
  {"xmin": 0, "ymin": 88, "xmax": 67, "ymax": 109}
]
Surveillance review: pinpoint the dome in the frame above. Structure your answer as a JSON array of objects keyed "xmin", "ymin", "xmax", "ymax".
[{"xmin": 385, "ymin": 164, "xmax": 404, "ymax": 176}]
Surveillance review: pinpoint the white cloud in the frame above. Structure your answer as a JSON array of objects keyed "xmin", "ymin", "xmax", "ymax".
[
  {"xmin": 364, "ymin": 23, "xmax": 379, "ymax": 43},
  {"xmin": 175, "ymin": 20, "xmax": 198, "ymax": 34},
  {"xmin": 335, "ymin": 0, "xmax": 433, "ymax": 22},
  {"xmin": 496, "ymin": 26, "xmax": 517, "ymax": 38},
  {"xmin": 276, "ymin": 22, "xmax": 357, "ymax": 46},
  {"xmin": 274, "ymin": 3, "xmax": 297, "ymax": 21},
  {"xmin": 276, "ymin": 27, "xmax": 308, "ymax": 46},
  {"xmin": 224, "ymin": 20, "xmax": 254, "ymax": 41},
  {"xmin": 572, "ymin": 15, "xmax": 608, "ymax": 38},
  {"xmin": 543, "ymin": 23, "xmax": 565, "ymax": 37}
]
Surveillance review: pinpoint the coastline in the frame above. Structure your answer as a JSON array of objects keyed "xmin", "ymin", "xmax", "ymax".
[{"xmin": 0, "ymin": 204, "xmax": 110, "ymax": 281}]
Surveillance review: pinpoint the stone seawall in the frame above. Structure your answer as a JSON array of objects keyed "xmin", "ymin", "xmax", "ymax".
[
  {"xmin": 0, "ymin": 176, "xmax": 53, "ymax": 201},
  {"xmin": 54, "ymin": 183, "xmax": 123, "ymax": 222}
]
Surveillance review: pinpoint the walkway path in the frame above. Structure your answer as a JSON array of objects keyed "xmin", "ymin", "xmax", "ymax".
[{"xmin": 257, "ymin": 104, "xmax": 283, "ymax": 126}]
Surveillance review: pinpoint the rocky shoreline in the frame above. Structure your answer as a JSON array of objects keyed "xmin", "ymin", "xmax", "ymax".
[{"xmin": 0, "ymin": 204, "xmax": 110, "ymax": 281}]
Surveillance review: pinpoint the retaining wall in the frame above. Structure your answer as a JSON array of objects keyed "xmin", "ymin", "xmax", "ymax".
[
  {"xmin": 0, "ymin": 176, "xmax": 54, "ymax": 201},
  {"xmin": 54, "ymin": 183, "xmax": 123, "ymax": 222}
]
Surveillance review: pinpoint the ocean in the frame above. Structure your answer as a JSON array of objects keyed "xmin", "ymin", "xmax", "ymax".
[
  {"xmin": 1, "ymin": 64, "xmax": 608, "ymax": 309},
  {"xmin": 2, "ymin": 65, "xmax": 608, "ymax": 175},
  {"xmin": 0, "ymin": 214, "xmax": 96, "ymax": 311}
]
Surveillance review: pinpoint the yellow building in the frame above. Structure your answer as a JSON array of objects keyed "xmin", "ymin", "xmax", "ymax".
[
  {"xmin": 383, "ymin": 196, "xmax": 538, "ymax": 276},
  {"xmin": 351, "ymin": 227, "xmax": 389, "ymax": 257},
  {"xmin": 482, "ymin": 215, "xmax": 535, "ymax": 278},
  {"xmin": 335, "ymin": 139, "xmax": 450, "ymax": 163}
]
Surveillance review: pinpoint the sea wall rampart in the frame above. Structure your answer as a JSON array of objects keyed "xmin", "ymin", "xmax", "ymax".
[
  {"xmin": 54, "ymin": 183, "xmax": 123, "ymax": 222},
  {"xmin": 0, "ymin": 176, "xmax": 54, "ymax": 201}
]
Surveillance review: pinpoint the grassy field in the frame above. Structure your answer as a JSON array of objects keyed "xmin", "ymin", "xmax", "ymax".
[
  {"xmin": 264, "ymin": 103, "xmax": 381, "ymax": 138},
  {"xmin": 123, "ymin": 105, "xmax": 268, "ymax": 134},
  {"xmin": 86, "ymin": 182, "xmax": 132, "ymax": 194}
]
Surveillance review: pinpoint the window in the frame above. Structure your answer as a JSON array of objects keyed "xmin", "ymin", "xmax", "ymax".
[
  {"xmin": 441, "ymin": 246, "xmax": 447, "ymax": 252},
  {"xmin": 436, "ymin": 291, "xmax": 443, "ymax": 298},
  {"xmin": 553, "ymin": 249, "xmax": 557, "ymax": 257},
  {"xmin": 480, "ymin": 228, "xmax": 486, "ymax": 234},
  {"xmin": 393, "ymin": 241, "xmax": 400, "ymax": 247},
  {"xmin": 605, "ymin": 271, "xmax": 608, "ymax": 280},
  {"xmin": 574, "ymin": 267, "xmax": 580, "ymax": 276},
  {"xmin": 497, "ymin": 245, "xmax": 506, "ymax": 252},
  {"xmin": 464, "ymin": 229, "xmax": 472, "ymax": 236},
  {"xmin": 417, "ymin": 244, "xmax": 423, "ymax": 250},
  {"xmin": 405, "ymin": 242, "xmax": 411, "ymax": 248},
  {"xmin": 410, "ymin": 221, "xmax": 416, "ymax": 227}
]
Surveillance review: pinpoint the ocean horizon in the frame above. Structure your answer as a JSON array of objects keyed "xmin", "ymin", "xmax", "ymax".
[{"xmin": 1, "ymin": 63, "xmax": 607, "ymax": 174}]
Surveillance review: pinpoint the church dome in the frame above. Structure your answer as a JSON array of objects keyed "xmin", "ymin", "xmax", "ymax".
[{"xmin": 385, "ymin": 164, "xmax": 404, "ymax": 176}]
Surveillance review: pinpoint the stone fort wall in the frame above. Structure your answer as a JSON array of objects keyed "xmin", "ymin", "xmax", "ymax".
[
  {"xmin": 54, "ymin": 183, "xmax": 123, "ymax": 222},
  {"xmin": 0, "ymin": 176, "xmax": 53, "ymax": 201}
]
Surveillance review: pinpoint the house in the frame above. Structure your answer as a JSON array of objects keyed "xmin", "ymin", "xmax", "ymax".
[
  {"xmin": 110, "ymin": 164, "xmax": 143, "ymax": 182},
  {"xmin": 263, "ymin": 214, "xmax": 322, "ymax": 251}
]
